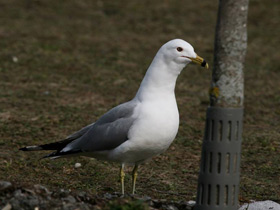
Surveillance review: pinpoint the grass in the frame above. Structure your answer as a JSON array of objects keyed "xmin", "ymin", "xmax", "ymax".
[{"xmin": 0, "ymin": 0, "xmax": 279, "ymax": 205}]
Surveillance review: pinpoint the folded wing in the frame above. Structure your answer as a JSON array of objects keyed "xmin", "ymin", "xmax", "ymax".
[{"xmin": 43, "ymin": 101, "xmax": 137, "ymax": 158}]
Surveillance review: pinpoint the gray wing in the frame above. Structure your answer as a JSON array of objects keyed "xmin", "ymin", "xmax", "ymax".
[
  {"xmin": 20, "ymin": 122, "xmax": 96, "ymax": 153},
  {"xmin": 62, "ymin": 100, "xmax": 137, "ymax": 153},
  {"xmin": 66, "ymin": 122, "xmax": 95, "ymax": 140}
]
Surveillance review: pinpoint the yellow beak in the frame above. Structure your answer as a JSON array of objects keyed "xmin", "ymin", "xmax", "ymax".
[{"xmin": 188, "ymin": 54, "xmax": 209, "ymax": 69}]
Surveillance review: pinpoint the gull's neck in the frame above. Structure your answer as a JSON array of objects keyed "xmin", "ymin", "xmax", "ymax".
[{"xmin": 135, "ymin": 54, "xmax": 183, "ymax": 102}]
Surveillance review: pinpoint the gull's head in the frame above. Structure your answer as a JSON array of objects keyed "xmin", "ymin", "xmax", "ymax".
[{"xmin": 158, "ymin": 39, "xmax": 209, "ymax": 70}]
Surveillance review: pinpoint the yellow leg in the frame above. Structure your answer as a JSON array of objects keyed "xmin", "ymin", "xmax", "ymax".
[
  {"xmin": 132, "ymin": 165, "xmax": 138, "ymax": 195},
  {"xmin": 120, "ymin": 164, "xmax": 125, "ymax": 195}
]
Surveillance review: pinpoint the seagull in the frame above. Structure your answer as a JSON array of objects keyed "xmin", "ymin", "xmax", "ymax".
[{"xmin": 20, "ymin": 39, "xmax": 208, "ymax": 195}]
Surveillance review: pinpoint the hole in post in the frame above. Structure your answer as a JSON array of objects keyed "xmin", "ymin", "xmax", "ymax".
[
  {"xmin": 218, "ymin": 120, "xmax": 222, "ymax": 141},
  {"xmin": 206, "ymin": 120, "xmax": 211, "ymax": 141},
  {"xmin": 208, "ymin": 119, "xmax": 212, "ymax": 141},
  {"xmin": 211, "ymin": 120, "xmax": 215, "ymax": 141},
  {"xmin": 233, "ymin": 153, "xmax": 238, "ymax": 173},
  {"xmin": 203, "ymin": 151, "xmax": 206, "ymax": 173},
  {"xmin": 228, "ymin": 121, "xmax": 232, "ymax": 141},
  {"xmin": 226, "ymin": 153, "xmax": 230, "ymax": 173},
  {"xmin": 205, "ymin": 120, "xmax": 208, "ymax": 140},
  {"xmin": 236, "ymin": 121, "xmax": 239, "ymax": 141},
  {"xmin": 198, "ymin": 184, "xmax": 201, "ymax": 204},
  {"xmin": 217, "ymin": 153, "xmax": 221, "ymax": 173},
  {"xmin": 201, "ymin": 184, "xmax": 204, "ymax": 204},
  {"xmin": 224, "ymin": 185, "xmax": 229, "ymax": 205},
  {"xmin": 232, "ymin": 185, "xmax": 236, "ymax": 205},
  {"xmin": 207, "ymin": 184, "xmax": 211, "ymax": 205},
  {"xmin": 209, "ymin": 152, "xmax": 213, "ymax": 173},
  {"xmin": 216, "ymin": 185, "xmax": 220, "ymax": 205}
]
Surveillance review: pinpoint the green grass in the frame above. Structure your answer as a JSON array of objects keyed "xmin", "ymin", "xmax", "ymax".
[
  {"xmin": 0, "ymin": 0, "xmax": 279, "ymax": 204},
  {"xmin": 108, "ymin": 200, "xmax": 149, "ymax": 210}
]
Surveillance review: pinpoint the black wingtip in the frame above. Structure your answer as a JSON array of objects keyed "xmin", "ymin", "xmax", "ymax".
[
  {"xmin": 40, "ymin": 151, "xmax": 58, "ymax": 160},
  {"xmin": 19, "ymin": 147, "xmax": 28, "ymax": 151},
  {"xmin": 41, "ymin": 149, "xmax": 82, "ymax": 160}
]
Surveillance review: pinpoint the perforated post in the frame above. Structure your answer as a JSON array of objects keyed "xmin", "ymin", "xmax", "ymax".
[{"xmin": 194, "ymin": 107, "xmax": 243, "ymax": 210}]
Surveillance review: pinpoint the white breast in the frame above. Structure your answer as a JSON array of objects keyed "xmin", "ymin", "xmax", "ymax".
[{"xmin": 108, "ymin": 97, "xmax": 179, "ymax": 164}]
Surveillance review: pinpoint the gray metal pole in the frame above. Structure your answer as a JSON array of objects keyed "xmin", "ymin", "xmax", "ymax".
[{"xmin": 194, "ymin": 0, "xmax": 249, "ymax": 209}]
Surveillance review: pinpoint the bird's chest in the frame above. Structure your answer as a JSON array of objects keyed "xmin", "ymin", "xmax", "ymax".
[{"xmin": 128, "ymin": 100, "xmax": 179, "ymax": 152}]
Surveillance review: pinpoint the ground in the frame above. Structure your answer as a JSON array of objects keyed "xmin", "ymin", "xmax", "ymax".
[{"xmin": 0, "ymin": 0, "xmax": 279, "ymax": 208}]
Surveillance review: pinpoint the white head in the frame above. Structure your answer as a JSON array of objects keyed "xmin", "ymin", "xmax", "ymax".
[
  {"xmin": 136, "ymin": 39, "xmax": 208, "ymax": 100},
  {"xmin": 156, "ymin": 39, "xmax": 208, "ymax": 72}
]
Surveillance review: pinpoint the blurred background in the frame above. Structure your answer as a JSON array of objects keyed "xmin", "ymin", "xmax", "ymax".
[{"xmin": 0, "ymin": 0, "xmax": 279, "ymax": 203}]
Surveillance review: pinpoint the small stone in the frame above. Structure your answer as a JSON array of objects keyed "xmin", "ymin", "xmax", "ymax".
[
  {"xmin": 27, "ymin": 197, "xmax": 40, "ymax": 207},
  {"xmin": 2, "ymin": 203, "xmax": 12, "ymax": 210},
  {"xmin": 77, "ymin": 191, "xmax": 87, "ymax": 199},
  {"xmin": 187, "ymin": 200, "xmax": 196, "ymax": 207},
  {"xmin": 12, "ymin": 56, "xmax": 18, "ymax": 63},
  {"xmin": 62, "ymin": 195, "xmax": 76, "ymax": 203},
  {"xmin": 165, "ymin": 205, "xmax": 178, "ymax": 210},
  {"xmin": 139, "ymin": 195, "xmax": 152, "ymax": 202},
  {"xmin": 43, "ymin": 91, "xmax": 50, "ymax": 95},
  {"xmin": 34, "ymin": 184, "xmax": 51, "ymax": 195},
  {"xmin": 62, "ymin": 203, "xmax": 75, "ymax": 210},
  {"xmin": 238, "ymin": 200, "xmax": 280, "ymax": 210},
  {"xmin": 13, "ymin": 189, "xmax": 24, "ymax": 198},
  {"xmin": 57, "ymin": 189, "xmax": 71, "ymax": 197},
  {"xmin": 0, "ymin": 181, "xmax": 12, "ymax": 191},
  {"xmin": 23, "ymin": 188, "xmax": 36, "ymax": 195},
  {"xmin": 74, "ymin": 163, "xmax": 82, "ymax": 168},
  {"xmin": 104, "ymin": 193, "xmax": 113, "ymax": 199}
]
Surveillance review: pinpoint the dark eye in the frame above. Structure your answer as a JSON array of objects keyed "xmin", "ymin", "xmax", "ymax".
[{"xmin": 177, "ymin": 47, "xmax": 183, "ymax": 52}]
